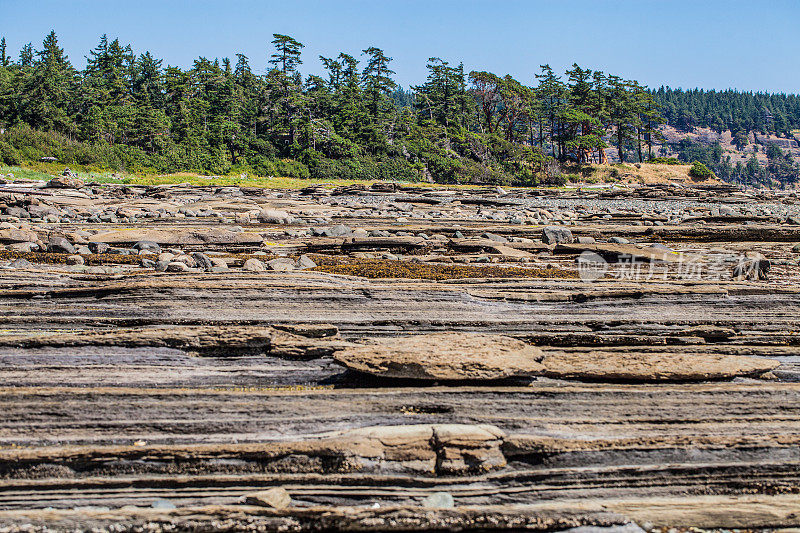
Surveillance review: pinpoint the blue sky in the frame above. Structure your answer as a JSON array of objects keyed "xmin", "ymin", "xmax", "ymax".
[{"xmin": 1, "ymin": 0, "xmax": 798, "ymax": 93}]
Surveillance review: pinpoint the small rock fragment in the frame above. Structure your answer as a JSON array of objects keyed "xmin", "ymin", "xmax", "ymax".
[
  {"xmin": 421, "ymin": 492, "xmax": 455, "ymax": 509},
  {"xmin": 243, "ymin": 487, "xmax": 291, "ymax": 509}
]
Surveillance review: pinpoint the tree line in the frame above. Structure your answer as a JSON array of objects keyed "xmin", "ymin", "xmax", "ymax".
[
  {"xmin": 0, "ymin": 31, "xmax": 794, "ymax": 186},
  {"xmin": 651, "ymin": 87, "xmax": 800, "ymax": 138}
]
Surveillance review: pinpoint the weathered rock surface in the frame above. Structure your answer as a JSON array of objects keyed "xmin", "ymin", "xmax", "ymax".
[
  {"xmin": 0, "ymin": 325, "xmax": 345, "ymax": 358},
  {"xmin": 540, "ymin": 349, "xmax": 779, "ymax": 381},
  {"xmin": 1, "ymin": 181, "xmax": 800, "ymax": 529},
  {"xmin": 334, "ymin": 332, "xmax": 544, "ymax": 380},
  {"xmin": 89, "ymin": 228, "xmax": 262, "ymax": 246},
  {"xmin": 554, "ymin": 242, "xmax": 684, "ymax": 263}
]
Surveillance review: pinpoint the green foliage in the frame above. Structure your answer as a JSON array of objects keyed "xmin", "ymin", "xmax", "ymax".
[
  {"xmin": 0, "ymin": 140, "xmax": 21, "ymax": 165},
  {"xmin": 652, "ymin": 87, "xmax": 800, "ymax": 136},
  {"xmin": 688, "ymin": 161, "xmax": 715, "ymax": 180},
  {"xmin": 650, "ymin": 157, "xmax": 682, "ymax": 164},
  {"xmin": 0, "ymin": 30, "xmax": 675, "ymax": 186}
]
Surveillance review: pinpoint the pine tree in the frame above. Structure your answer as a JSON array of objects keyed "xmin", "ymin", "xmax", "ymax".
[
  {"xmin": 0, "ymin": 37, "xmax": 8, "ymax": 67},
  {"xmin": 19, "ymin": 43, "xmax": 33, "ymax": 67},
  {"xmin": 269, "ymin": 34, "xmax": 303, "ymax": 75},
  {"xmin": 22, "ymin": 31, "xmax": 75, "ymax": 133},
  {"xmin": 361, "ymin": 47, "xmax": 396, "ymax": 121}
]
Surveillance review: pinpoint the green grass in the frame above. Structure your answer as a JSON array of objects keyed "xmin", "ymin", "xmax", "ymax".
[
  {"xmin": 0, "ymin": 162, "xmax": 482, "ymax": 190},
  {"xmin": 0, "ymin": 162, "xmax": 587, "ymax": 190},
  {"xmin": 0, "ymin": 166, "xmax": 55, "ymax": 181}
]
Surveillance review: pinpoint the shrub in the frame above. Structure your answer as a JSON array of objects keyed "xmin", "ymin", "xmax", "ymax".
[
  {"xmin": 0, "ymin": 141, "xmax": 21, "ymax": 165},
  {"xmin": 688, "ymin": 160, "xmax": 715, "ymax": 180},
  {"xmin": 650, "ymin": 157, "xmax": 682, "ymax": 165}
]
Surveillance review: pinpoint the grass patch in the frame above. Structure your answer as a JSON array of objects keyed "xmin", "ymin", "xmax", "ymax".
[{"xmin": 0, "ymin": 162, "xmax": 574, "ymax": 190}]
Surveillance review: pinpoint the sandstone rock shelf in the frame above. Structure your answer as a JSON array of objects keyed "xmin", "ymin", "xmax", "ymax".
[{"xmin": 0, "ymin": 181, "xmax": 799, "ymax": 529}]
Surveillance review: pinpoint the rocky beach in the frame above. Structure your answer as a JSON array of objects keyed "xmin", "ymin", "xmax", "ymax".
[{"xmin": 0, "ymin": 175, "xmax": 797, "ymax": 530}]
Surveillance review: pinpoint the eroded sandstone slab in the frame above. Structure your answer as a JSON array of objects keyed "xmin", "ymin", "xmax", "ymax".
[
  {"xmin": 540, "ymin": 349, "xmax": 779, "ymax": 381},
  {"xmin": 333, "ymin": 332, "xmax": 544, "ymax": 380}
]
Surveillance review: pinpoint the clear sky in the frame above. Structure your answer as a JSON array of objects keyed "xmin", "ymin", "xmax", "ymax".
[{"xmin": 1, "ymin": 0, "xmax": 798, "ymax": 93}]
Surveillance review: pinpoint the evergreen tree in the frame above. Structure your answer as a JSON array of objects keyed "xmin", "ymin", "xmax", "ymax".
[
  {"xmin": 19, "ymin": 43, "xmax": 33, "ymax": 67},
  {"xmin": 0, "ymin": 37, "xmax": 8, "ymax": 67},
  {"xmin": 22, "ymin": 31, "xmax": 75, "ymax": 134},
  {"xmin": 360, "ymin": 47, "xmax": 396, "ymax": 121},
  {"xmin": 269, "ymin": 34, "xmax": 303, "ymax": 75}
]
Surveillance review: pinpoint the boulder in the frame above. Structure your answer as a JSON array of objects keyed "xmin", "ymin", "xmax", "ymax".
[
  {"xmin": 341, "ymin": 423, "xmax": 507, "ymax": 475},
  {"xmin": 191, "ymin": 252, "xmax": 214, "ymax": 271},
  {"xmin": 257, "ymin": 209, "xmax": 293, "ymax": 224},
  {"xmin": 28, "ymin": 205, "xmax": 58, "ymax": 219},
  {"xmin": 296, "ymin": 254, "xmax": 317, "ymax": 269},
  {"xmin": 327, "ymin": 224, "xmax": 352, "ymax": 237},
  {"xmin": 422, "ymin": 492, "xmax": 455, "ymax": 509},
  {"xmin": 481, "ymin": 232, "xmax": 508, "ymax": 243},
  {"xmin": 8, "ymin": 242, "xmax": 33, "ymax": 252},
  {"xmin": 88, "ymin": 242, "xmax": 110, "ymax": 254},
  {"xmin": 242, "ymin": 258, "xmax": 266, "ymax": 272},
  {"xmin": 0, "ymin": 228, "xmax": 38, "ymax": 243},
  {"xmin": 266, "ymin": 258, "xmax": 295, "ymax": 271},
  {"xmin": 540, "ymin": 350, "xmax": 780, "ymax": 382},
  {"xmin": 132, "ymin": 240, "xmax": 161, "ymax": 254},
  {"xmin": 333, "ymin": 332, "xmax": 544, "ymax": 381},
  {"xmin": 542, "ymin": 226, "xmax": 574, "ymax": 245},
  {"xmin": 210, "ymin": 258, "xmax": 229, "ymax": 271},
  {"xmin": 173, "ymin": 254, "xmax": 196, "ymax": 268},
  {"xmin": 48, "ymin": 236, "xmax": 75, "ymax": 254},
  {"xmin": 46, "ymin": 175, "xmax": 84, "ymax": 189},
  {"xmin": 243, "ymin": 487, "xmax": 292, "ymax": 509},
  {"xmin": 165, "ymin": 261, "xmax": 191, "ymax": 273},
  {"xmin": 5, "ymin": 207, "xmax": 30, "ymax": 219}
]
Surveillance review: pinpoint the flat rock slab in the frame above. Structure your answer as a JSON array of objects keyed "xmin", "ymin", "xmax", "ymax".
[
  {"xmin": 0, "ymin": 505, "xmax": 629, "ymax": 532},
  {"xmin": 0, "ymin": 325, "xmax": 346, "ymax": 358},
  {"xmin": 89, "ymin": 228, "xmax": 262, "ymax": 246},
  {"xmin": 334, "ymin": 332, "xmax": 544, "ymax": 380},
  {"xmin": 554, "ymin": 243, "xmax": 685, "ymax": 263},
  {"xmin": 541, "ymin": 350, "xmax": 779, "ymax": 382}
]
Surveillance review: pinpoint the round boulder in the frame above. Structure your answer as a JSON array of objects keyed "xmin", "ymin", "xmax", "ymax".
[{"xmin": 333, "ymin": 332, "xmax": 544, "ymax": 381}]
